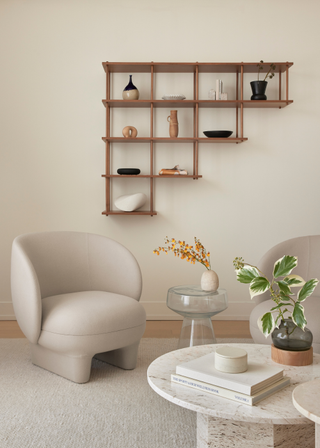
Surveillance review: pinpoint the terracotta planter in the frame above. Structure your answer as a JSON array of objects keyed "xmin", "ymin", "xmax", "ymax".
[{"xmin": 167, "ymin": 110, "xmax": 179, "ymax": 138}]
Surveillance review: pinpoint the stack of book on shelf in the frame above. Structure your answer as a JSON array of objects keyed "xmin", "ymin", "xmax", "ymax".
[{"xmin": 171, "ymin": 352, "xmax": 290, "ymax": 406}]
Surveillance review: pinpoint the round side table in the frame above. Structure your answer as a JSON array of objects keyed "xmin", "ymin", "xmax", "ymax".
[
  {"xmin": 167, "ymin": 285, "xmax": 228, "ymax": 348},
  {"xmin": 292, "ymin": 379, "xmax": 320, "ymax": 447}
]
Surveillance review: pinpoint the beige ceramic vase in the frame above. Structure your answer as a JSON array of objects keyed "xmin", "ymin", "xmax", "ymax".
[
  {"xmin": 167, "ymin": 110, "xmax": 179, "ymax": 138},
  {"xmin": 201, "ymin": 269, "xmax": 219, "ymax": 292}
]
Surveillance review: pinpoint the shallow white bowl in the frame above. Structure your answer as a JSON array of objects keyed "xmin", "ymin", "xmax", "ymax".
[{"xmin": 162, "ymin": 94, "xmax": 186, "ymax": 100}]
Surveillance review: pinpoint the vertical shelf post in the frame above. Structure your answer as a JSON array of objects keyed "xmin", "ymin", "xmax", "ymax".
[
  {"xmin": 150, "ymin": 64, "xmax": 154, "ymax": 215},
  {"xmin": 106, "ymin": 63, "xmax": 111, "ymax": 214},
  {"xmin": 286, "ymin": 63, "xmax": 289, "ymax": 103},
  {"xmin": 240, "ymin": 64, "xmax": 244, "ymax": 139},
  {"xmin": 279, "ymin": 66, "xmax": 282, "ymax": 101},
  {"xmin": 236, "ymin": 69, "xmax": 239, "ymax": 138},
  {"xmin": 194, "ymin": 64, "xmax": 199, "ymax": 178}
]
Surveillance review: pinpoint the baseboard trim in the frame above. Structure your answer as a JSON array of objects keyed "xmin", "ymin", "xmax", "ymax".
[{"xmin": 0, "ymin": 302, "xmax": 15, "ymax": 320}]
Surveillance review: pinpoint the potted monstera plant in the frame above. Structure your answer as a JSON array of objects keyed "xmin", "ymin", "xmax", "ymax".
[
  {"xmin": 251, "ymin": 60, "xmax": 276, "ymax": 100},
  {"xmin": 233, "ymin": 255, "xmax": 318, "ymax": 351}
]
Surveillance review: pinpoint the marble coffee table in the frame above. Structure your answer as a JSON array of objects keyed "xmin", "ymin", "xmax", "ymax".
[{"xmin": 147, "ymin": 343, "xmax": 320, "ymax": 448}]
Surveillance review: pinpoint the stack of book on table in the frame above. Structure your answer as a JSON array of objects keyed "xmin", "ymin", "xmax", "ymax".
[{"xmin": 171, "ymin": 352, "xmax": 290, "ymax": 406}]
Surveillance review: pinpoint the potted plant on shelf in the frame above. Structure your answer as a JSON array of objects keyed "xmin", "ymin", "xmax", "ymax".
[
  {"xmin": 233, "ymin": 255, "xmax": 318, "ymax": 351},
  {"xmin": 250, "ymin": 61, "xmax": 276, "ymax": 100},
  {"xmin": 153, "ymin": 237, "xmax": 219, "ymax": 292}
]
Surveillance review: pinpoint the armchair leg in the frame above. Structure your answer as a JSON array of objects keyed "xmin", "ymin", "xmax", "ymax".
[
  {"xmin": 31, "ymin": 344, "xmax": 92, "ymax": 383},
  {"xmin": 94, "ymin": 340, "xmax": 140, "ymax": 370}
]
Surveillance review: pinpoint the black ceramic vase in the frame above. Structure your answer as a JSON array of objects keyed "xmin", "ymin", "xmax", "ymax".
[
  {"xmin": 250, "ymin": 80, "xmax": 268, "ymax": 100},
  {"xmin": 271, "ymin": 319, "xmax": 313, "ymax": 351},
  {"xmin": 122, "ymin": 75, "xmax": 139, "ymax": 100}
]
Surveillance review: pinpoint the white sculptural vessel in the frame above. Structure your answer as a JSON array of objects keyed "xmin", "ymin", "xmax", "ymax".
[{"xmin": 115, "ymin": 193, "xmax": 147, "ymax": 212}]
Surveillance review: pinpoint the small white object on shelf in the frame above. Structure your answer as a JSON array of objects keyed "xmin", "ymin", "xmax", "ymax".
[
  {"xmin": 221, "ymin": 93, "xmax": 228, "ymax": 100},
  {"xmin": 216, "ymin": 79, "xmax": 223, "ymax": 100},
  {"xmin": 208, "ymin": 89, "xmax": 216, "ymax": 100},
  {"xmin": 215, "ymin": 346, "xmax": 248, "ymax": 373},
  {"xmin": 114, "ymin": 193, "xmax": 147, "ymax": 212},
  {"xmin": 162, "ymin": 94, "xmax": 186, "ymax": 100}
]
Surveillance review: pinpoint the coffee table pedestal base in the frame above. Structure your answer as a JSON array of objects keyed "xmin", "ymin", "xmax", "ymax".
[{"xmin": 197, "ymin": 414, "xmax": 315, "ymax": 448}]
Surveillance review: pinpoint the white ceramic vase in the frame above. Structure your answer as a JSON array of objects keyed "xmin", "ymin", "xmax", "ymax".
[{"xmin": 201, "ymin": 269, "xmax": 219, "ymax": 292}]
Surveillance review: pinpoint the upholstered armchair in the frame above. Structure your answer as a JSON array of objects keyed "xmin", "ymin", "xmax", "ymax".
[
  {"xmin": 249, "ymin": 235, "xmax": 320, "ymax": 353},
  {"xmin": 11, "ymin": 231, "xmax": 146, "ymax": 383}
]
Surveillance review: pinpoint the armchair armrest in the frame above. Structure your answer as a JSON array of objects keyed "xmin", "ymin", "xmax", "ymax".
[{"xmin": 11, "ymin": 237, "xmax": 42, "ymax": 343}]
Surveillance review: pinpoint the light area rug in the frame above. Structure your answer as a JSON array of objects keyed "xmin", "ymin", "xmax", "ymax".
[{"xmin": 0, "ymin": 338, "xmax": 253, "ymax": 448}]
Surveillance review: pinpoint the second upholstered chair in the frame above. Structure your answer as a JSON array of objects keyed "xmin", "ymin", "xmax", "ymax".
[{"xmin": 11, "ymin": 231, "xmax": 146, "ymax": 383}]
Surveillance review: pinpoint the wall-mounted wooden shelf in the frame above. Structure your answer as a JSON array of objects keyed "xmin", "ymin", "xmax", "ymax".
[
  {"xmin": 102, "ymin": 99, "xmax": 293, "ymax": 109},
  {"xmin": 102, "ymin": 137, "xmax": 247, "ymax": 144},
  {"xmin": 102, "ymin": 61, "xmax": 293, "ymax": 216}
]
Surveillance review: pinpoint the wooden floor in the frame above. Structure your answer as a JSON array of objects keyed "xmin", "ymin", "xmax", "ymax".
[{"xmin": 0, "ymin": 320, "xmax": 251, "ymax": 339}]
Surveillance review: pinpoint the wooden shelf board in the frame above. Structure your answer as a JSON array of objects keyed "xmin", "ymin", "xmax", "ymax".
[
  {"xmin": 102, "ymin": 137, "xmax": 195, "ymax": 143},
  {"xmin": 198, "ymin": 137, "xmax": 247, "ymax": 143},
  {"xmin": 102, "ymin": 137, "xmax": 151, "ymax": 143},
  {"xmin": 102, "ymin": 137, "xmax": 247, "ymax": 143},
  {"xmin": 103, "ymin": 62, "xmax": 293, "ymax": 74},
  {"xmin": 243, "ymin": 100, "xmax": 293, "ymax": 108},
  {"xmin": 103, "ymin": 99, "xmax": 293, "ymax": 109},
  {"xmin": 154, "ymin": 175, "xmax": 202, "ymax": 178},
  {"xmin": 102, "ymin": 174, "xmax": 203, "ymax": 179},
  {"xmin": 102, "ymin": 210, "xmax": 157, "ymax": 216}
]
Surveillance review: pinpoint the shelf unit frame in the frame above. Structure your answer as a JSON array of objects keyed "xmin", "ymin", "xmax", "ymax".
[{"xmin": 102, "ymin": 61, "xmax": 293, "ymax": 216}]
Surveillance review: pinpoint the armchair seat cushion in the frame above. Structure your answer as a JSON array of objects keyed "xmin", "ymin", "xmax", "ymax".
[{"xmin": 42, "ymin": 291, "xmax": 146, "ymax": 336}]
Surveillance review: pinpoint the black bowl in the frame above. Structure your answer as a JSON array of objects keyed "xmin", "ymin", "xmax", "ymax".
[
  {"xmin": 117, "ymin": 168, "xmax": 140, "ymax": 175},
  {"xmin": 203, "ymin": 130, "xmax": 233, "ymax": 138}
]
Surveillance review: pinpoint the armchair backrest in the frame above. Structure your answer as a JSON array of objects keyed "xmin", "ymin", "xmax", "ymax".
[
  {"xmin": 255, "ymin": 235, "xmax": 320, "ymax": 305},
  {"xmin": 11, "ymin": 231, "xmax": 142, "ymax": 343}
]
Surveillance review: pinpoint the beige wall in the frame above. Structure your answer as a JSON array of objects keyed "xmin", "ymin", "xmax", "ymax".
[{"xmin": 1, "ymin": 0, "xmax": 319, "ymax": 320}]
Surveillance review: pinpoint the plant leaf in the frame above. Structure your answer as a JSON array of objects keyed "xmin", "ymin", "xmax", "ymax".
[
  {"xmin": 279, "ymin": 293, "xmax": 291, "ymax": 302},
  {"xmin": 297, "ymin": 278, "xmax": 319, "ymax": 302},
  {"xmin": 249, "ymin": 276, "xmax": 270, "ymax": 299},
  {"xmin": 273, "ymin": 255, "xmax": 297, "ymax": 278},
  {"xmin": 270, "ymin": 303, "xmax": 291, "ymax": 311},
  {"xmin": 277, "ymin": 280, "xmax": 292, "ymax": 296},
  {"xmin": 257, "ymin": 312, "xmax": 275, "ymax": 337},
  {"xmin": 283, "ymin": 274, "xmax": 305, "ymax": 287},
  {"xmin": 236, "ymin": 266, "xmax": 259, "ymax": 284},
  {"xmin": 274, "ymin": 314, "xmax": 281, "ymax": 327},
  {"xmin": 292, "ymin": 303, "xmax": 307, "ymax": 329}
]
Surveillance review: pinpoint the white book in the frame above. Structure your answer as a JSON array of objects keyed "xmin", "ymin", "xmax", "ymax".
[
  {"xmin": 171, "ymin": 374, "xmax": 290, "ymax": 406},
  {"xmin": 176, "ymin": 352, "xmax": 284, "ymax": 395}
]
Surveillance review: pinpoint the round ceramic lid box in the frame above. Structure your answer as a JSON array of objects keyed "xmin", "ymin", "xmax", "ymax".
[{"xmin": 215, "ymin": 346, "xmax": 248, "ymax": 373}]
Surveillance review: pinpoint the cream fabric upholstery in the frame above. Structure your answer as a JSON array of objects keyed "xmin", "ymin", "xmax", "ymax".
[
  {"xmin": 11, "ymin": 231, "xmax": 146, "ymax": 383},
  {"xmin": 249, "ymin": 235, "xmax": 320, "ymax": 353}
]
